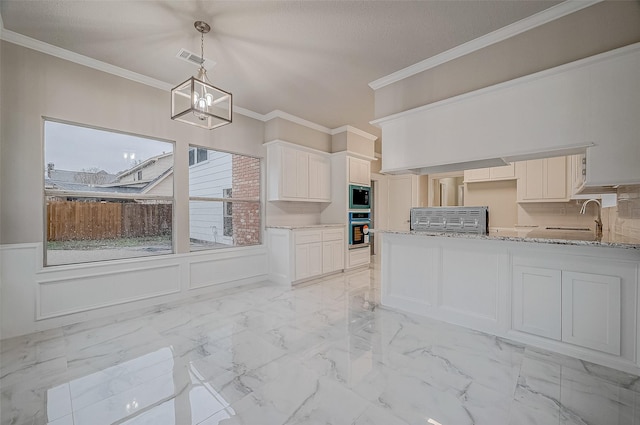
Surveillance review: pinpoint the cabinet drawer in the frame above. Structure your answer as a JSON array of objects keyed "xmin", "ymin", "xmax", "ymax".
[
  {"xmin": 349, "ymin": 247, "xmax": 370, "ymax": 267},
  {"xmin": 295, "ymin": 230, "xmax": 322, "ymax": 244},
  {"xmin": 322, "ymin": 228, "xmax": 344, "ymax": 242}
]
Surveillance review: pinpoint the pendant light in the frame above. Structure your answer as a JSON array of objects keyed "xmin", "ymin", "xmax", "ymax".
[{"xmin": 171, "ymin": 21, "xmax": 232, "ymax": 130}]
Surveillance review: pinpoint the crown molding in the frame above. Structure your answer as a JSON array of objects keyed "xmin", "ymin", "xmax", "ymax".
[
  {"xmin": 330, "ymin": 125, "xmax": 378, "ymax": 141},
  {"xmin": 368, "ymin": 0, "xmax": 603, "ymax": 90},
  {"xmin": 371, "ymin": 41, "xmax": 640, "ymax": 126},
  {"xmin": 233, "ymin": 106, "xmax": 266, "ymax": 122},
  {"xmin": 0, "ymin": 28, "xmax": 274, "ymax": 122},
  {"xmin": 1, "ymin": 28, "xmax": 174, "ymax": 91},
  {"xmin": 262, "ymin": 110, "xmax": 332, "ymax": 134},
  {"xmin": 1, "ymin": 27, "xmax": 375, "ymax": 136}
]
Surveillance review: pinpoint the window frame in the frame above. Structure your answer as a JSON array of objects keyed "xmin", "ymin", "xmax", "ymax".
[{"xmin": 42, "ymin": 118, "xmax": 176, "ymax": 267}]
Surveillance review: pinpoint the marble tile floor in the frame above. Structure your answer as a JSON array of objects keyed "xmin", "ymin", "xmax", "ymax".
[{"xmin": 2, "ymin": 260, "xmax": 640, "ymax": 425}]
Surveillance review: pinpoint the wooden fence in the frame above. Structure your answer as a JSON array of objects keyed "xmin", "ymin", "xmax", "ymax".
[{"xmin": 47, "ymin": 201, "xmax": 172, "ymax": 241}]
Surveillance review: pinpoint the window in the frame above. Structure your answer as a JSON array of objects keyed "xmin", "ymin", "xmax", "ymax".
[
  {"xmin": 188, "ymin": 147, "xmax": 261, "ymax": 251},
  {"xmin": 44, "ymin": 120, "xmax": 174, "ymax": 266},
  {"xmin": 197, "ymin": 148, "xmax": 208, "ymax": 163},
  {"xmin": 189, "ymin": 148, "xmax": 208, "ymax": 166}
]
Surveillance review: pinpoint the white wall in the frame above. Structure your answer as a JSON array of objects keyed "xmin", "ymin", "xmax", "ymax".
[
  {"xmin": 0, "ymin": 41, "xmax": 269, "ymax": 338},
  {"xmin": 377, "ymin": 44, "xmax": 640, "ymax": 187}
]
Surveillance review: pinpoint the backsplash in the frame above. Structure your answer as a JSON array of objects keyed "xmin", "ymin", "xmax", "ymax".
[
  {"xmin": 517, "ymin": 202, "xmax": 598, "ymax": 230},
  {"xmin": 266, "ymin": 201, "xmax": 325, "ymax": 227},
  {"xmin": 603, "ymin": 185, "xmax": 640, "ymax": 240}
]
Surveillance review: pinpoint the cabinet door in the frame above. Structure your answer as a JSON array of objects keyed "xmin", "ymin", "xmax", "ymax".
[
  {"xmin": 570, "ymin": 154, "xmax": 586, "ymax": 194},
  {"xmin": 322, "ymin": 242, "xmax": 333, "ymax": 274},
  {"xmin": 308, "ymin": 154, "xmax": 330, "ymax": 200},
  {"xmin": 464, "ymin": 168, "xmax": 491, "ymax": 182},
  {"xmin": 544, "ymin": 156, "xmax": 567, "ymax": 200},
  {"xmin": 295, "ymin": 241, "xmax": 322, "ymax": 280},
  {"xmin": 308, "ymin": 242, "xmax": 323, "ymax": 277},
  {"xmin": 512, "ymin": 266, "xmax": 562, "ymax": 340},
  {"xmin": 322, "ymin": 241, "xmax": 344, "ymax": 274},
  {"xmin": 388, "ymin": 176, "xmax": 413, "ymax": 231},
  {"xmin": 296, "ymin": 151, "xmax": 309, "ymax": 198},
  {"xmin": 349, "ymin": 157, "xmax": 370, "ymax": 186},
  {"xmin": 561, "ymin": 271, "xmax": 621, "ymax": 355},
  {"xmin": 281, "ymin": 148, "xmax": 298, "ymax": 198},
  {"xmin": 489, "ymin": 163, "xmax": 515, "ymax": 180},
  {"xmin": 331, "ymin": 240, "xmax": 344, "ymax": 271},
  {"xmin": 295, "ymin": 243, "xmax": 310, "ymax": 280},
  {"xmin": 522, "ymin": 159, "xmax": 545, "ymax": 200}
]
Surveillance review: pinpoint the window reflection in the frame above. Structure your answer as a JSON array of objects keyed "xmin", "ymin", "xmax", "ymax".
[{"xmin": 45, "ymin": 347, "xmax": 236, "ymax": 424}]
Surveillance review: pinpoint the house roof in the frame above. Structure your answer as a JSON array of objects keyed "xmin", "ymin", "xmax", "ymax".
[
  {"xmin": 115, "ymin": 152, "xmax": 173, "ymax": 180},
  {"xmin": 46, "ymin": 152, "xmax": 174, "ymax": 197},
  {"xmin": 44, "ymin": 179, "xmax": 142, "ymax": 194}
]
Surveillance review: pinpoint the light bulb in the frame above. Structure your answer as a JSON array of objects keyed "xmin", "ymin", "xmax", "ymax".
[{"xmin": 205, "ymin": 93, "xmax": 214, "ymax": 106}]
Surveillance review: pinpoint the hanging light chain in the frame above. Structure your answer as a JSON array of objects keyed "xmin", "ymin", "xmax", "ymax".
[{"xmin": 200, "ymin": 30, "xmax": 205, "ymax": 68}]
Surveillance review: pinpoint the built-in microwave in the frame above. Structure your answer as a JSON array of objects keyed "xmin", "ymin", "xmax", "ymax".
[{"xmin": 349, "ymin": 185, "xmax": 370, "ymax": 209}]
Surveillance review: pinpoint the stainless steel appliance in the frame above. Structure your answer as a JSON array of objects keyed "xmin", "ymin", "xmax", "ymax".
[
  {"xmin": 410, "ymin": 207, "xmax": 488, "ymax": 235},
  {"xmin": 349, "ymin": 212, "xmax": 370, "ymax": 247},
  {"xmin": 349, "ymin": 185, "xmax": 370, "ymax": 210}
]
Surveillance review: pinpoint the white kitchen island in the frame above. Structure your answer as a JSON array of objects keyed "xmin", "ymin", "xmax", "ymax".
[{"xmin": 379, "ymin": 230, "xmax": 640, "ymax": 374}]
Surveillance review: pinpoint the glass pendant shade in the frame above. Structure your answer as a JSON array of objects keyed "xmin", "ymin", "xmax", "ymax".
[{"xmin": 171, "ymin": 76, "xmax": 232, "ymax": 130}]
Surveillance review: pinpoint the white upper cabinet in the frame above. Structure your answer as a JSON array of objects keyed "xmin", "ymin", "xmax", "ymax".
[
  {"xmin": 309, "ymin": 154, "xmax": 331, "ymax": 200},
  {"xmin": 266, "ymin": 141, "xmax": 331, "ymax": 202},
  {"xmin": 464, "ymin": 163, "xmax": 515, "ymax": 183},
  {"xmin": 516, "ymin": 157, "xmax": 569, "ymax": 202},
  {"xmin": 569, "ymin": 154, "xmax": 586, "ymax": 196},
  {"xmin": 348, "ymin": 156, "xmax": 371, "ymax": 186},
  {"xmin": 584, "ymin": 47, "xmax": 640, "ymax": 187}
]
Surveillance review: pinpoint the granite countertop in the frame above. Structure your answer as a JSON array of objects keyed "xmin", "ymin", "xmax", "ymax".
[
  {"xmin": 266, "ymin": 223, "xmax": 344, "ymax": 230},
  {"xmin": 375, "ymin": 228, "xmax": 640, "ymax": 250}
]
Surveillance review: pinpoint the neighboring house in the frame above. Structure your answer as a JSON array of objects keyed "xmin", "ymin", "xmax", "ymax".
[
  {"xmin": 45, "ymin": 153, "xmax": 174, "ymax": 199},
  {"xmin": 106, "ymin": 152, "xmax": 174, "ymax": 197},
  {"xmin": 188, "ymin": 148, "xmax": 234, "ymax": 246},
  {"xmin": 47, "ymin": 167, "xmax": 115, "ymax": 185}
]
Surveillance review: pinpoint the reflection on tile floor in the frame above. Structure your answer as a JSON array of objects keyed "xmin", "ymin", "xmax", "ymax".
[{"xmin": 2, "ymin": 258, "xmax": 640, "ymax": 424}]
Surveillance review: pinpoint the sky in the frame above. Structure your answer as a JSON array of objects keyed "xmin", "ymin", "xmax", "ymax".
[{"xmin": 44, "ymin": 121, "xmax": 173, "ymax": 175}]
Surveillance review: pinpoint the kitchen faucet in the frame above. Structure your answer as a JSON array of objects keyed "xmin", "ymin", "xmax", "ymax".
[{"xmin": 580, "ymin": 199, "xmax": 603, "ymax": 240}]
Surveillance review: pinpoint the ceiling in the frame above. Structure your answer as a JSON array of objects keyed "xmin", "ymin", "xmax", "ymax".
[{"xmin": 1, "ymin": 0, "xmax": 563, "ymax": 137}]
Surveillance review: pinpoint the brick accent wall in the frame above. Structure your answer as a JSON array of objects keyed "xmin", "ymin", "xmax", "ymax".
[{"xmin": 231, "ymin": 155, "xmax": 261, "ymax": 246}]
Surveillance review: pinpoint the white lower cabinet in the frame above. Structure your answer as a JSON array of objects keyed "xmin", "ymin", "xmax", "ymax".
[
  {"xmin": 295, "ymin": 241, "xmax": 322, "ymax": 281},
  {"xmin": 381, "ymin": 232, "xmax": 638, "ymax": 374},
  {"xmin": 267, "ymin": 227, "xmax": 344, "ymax": 284},
  {"xmin": 512, "ymin": 265, "xmax": 621, "ymax": 355},
  {"xmin": 322, "ymin": 229, "xmax": 344, "ymax": 274},
  {"xmin": 512, "ymin": 266, "xmax": 562, "ymax": 340},
  {"xmin": 562, "ymin": 271, "xmax": 621, "ymax": 355},
  {"xmin": 348, "ymin": 247, "xmax": 370, "ymax": 268}
]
